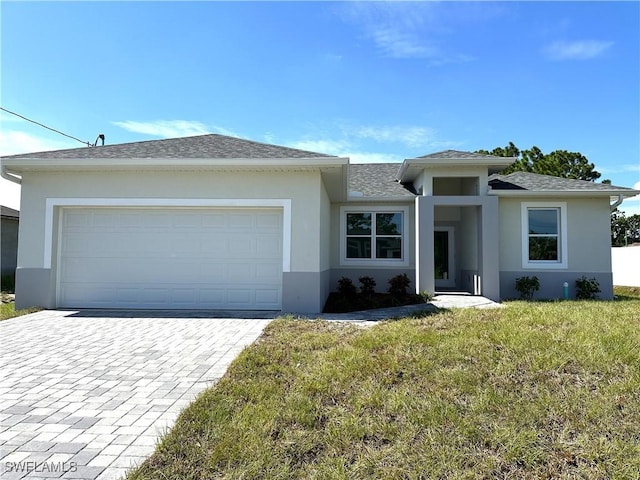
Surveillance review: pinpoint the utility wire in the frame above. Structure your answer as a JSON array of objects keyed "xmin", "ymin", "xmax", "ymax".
[{"xmin": 1, "ymin": 106, "xmax": 91, "ymax": 147}]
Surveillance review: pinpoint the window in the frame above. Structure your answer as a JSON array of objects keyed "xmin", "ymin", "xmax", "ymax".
[
  {"xmin": 341, "ymin": 208, "xmax": 408, "ymax": 264},
  {"xmin": 521, "ymin": 202, "xmax": 567, "ymax": 269}
]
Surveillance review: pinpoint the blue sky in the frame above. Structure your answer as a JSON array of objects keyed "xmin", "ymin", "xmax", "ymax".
[{"xmin": 1, "ymin": 1, "xmax": 639, "ymax": 213}]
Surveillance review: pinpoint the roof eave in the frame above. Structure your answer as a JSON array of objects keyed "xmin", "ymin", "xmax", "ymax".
[
  {"xmin": 397, "ymin": 157, "xmax": 514, "ymax": 182},
  {"xmin": 1, "ymin": 156, "xmax": 350, "ymax": 173},
  {"xmin": 345, "ymin": 195, "xmax": 416, "ymax": 202},
  {"xmin": 488, "ymin": 189, "xmax": 640, "ymax": 198}
]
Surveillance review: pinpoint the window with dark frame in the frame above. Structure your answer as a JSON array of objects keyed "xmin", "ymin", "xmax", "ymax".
[{"xmin": 346, "ymin": 212, "xmax": 403, "ymax": 260}]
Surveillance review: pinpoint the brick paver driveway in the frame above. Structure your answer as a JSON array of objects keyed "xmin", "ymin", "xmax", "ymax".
[{"xmin": 0, "ymin": 310, "xmax": 272, "ymax": 480}]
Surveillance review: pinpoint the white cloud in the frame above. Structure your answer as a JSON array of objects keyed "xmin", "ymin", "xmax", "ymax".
[
  {"xmin": 370, "ymin": 28, "xmax": 436, "ymax": 59},
  {"xmin": 290, "ymin": 138, "xmax": 400, "ymax": 163},
  {"xmin": 342, "ymin": 151, "xmax": 400, "ymax": 164},
  {"xmin": 288, "ymin": 139, "xmax": 351, "ymax": 156},
  {"xmin": 0, "ymin": 130, "xmax": 78, "ymax": 156},
  {"xmin": 336, "ymin": 1, "xmax": 496, "ymax": 64},
  {"xmin": 349, "ymin": 125, "xmax": 438, "ymax": 148},
  {"xmin": 288, "ymin": 121, "xmax": 458, "ymax": 162},
  {"xmin": 619, "ymin": 181, "xmax": 640, "ymax": 216},
  {"xmin": 543, "ymin": 40, "xmax": 614, "ymax": 60},
  {"xmin": 112, "ymin": 120, "xmax": 240, "ymax": 139},
  {"xmin": 0, "ymin": 130, "xmax": 79, "ymax": 210},
  {"xmin": 599, "ymin": 164, "xmax": 640, "ymax": 175}
]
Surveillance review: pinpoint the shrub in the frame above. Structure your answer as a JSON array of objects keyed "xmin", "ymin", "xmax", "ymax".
[
  {"xmin": 515, "ymin": 276, "xmax": 540, "ymax": 300},
  {"xmin": 359, "ymin": 276, "xmax": 376, "ymax": 296},
  {"xmin": 418, "ymin": 291, "xmax": 433, "ymax": 303},
  {"xmin": 388, "ymin": 273, "xmax": 411, "ymax": 298},
  {"xmin": 575, "ymin": 276, "xmax": 601, "ymax": 300},
  {"xmin": 337, "ymin": 277, "xmax": 357, "ymax": 299}
]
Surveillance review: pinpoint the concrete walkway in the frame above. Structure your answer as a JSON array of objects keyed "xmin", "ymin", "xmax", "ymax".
[
  {"xmin": 0, "ymin": 294, "xmax": 498, "ymax": 479},
  {"xmin": 317, "ymin": 293, "xmax": 502, "ymax": 322}
]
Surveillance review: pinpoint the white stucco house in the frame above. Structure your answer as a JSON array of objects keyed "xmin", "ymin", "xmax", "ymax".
[{"xmin": 2, "ymin": 134, "xmax": 638, "ymax": 312}]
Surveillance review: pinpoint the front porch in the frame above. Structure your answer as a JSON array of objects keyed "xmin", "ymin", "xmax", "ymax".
[{"xmin": 415, "ymin": 195, "xmax": 500, "ymax": 301}]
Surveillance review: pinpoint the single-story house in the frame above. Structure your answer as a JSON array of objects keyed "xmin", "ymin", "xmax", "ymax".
[
  {"xmin": 1, "ymin": 205, "xmax": 20, "ymax": 285},
  {"xmin": 1, "ymin": 134, "xmax": 638, "ymax": 312}
]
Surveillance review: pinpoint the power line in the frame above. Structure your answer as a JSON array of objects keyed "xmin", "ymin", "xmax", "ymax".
[{"xmin": 0, "ymin": 106, "xmax": 92, "ymax": 147}]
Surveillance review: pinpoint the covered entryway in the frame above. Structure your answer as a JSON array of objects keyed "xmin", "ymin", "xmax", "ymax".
[
  {"xmin": 57, "ymin": 207, "xmax": 283, "ymax": 309},
  {"xmin": 415, "ymin": 196, "xmax": 500, "ymax": 301}
]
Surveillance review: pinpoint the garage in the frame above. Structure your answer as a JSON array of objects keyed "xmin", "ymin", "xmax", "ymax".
[{"xmin": 57, "ymin": 207, "xmax": 283, "ymax": 309}]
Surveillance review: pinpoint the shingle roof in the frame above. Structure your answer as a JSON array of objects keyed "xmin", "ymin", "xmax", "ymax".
[
  {"xmin": 1, "ymin": 206, "xmax": 19, "ymax": 218},
  {"xmin": 1, "ymin": 134, "xmax": 336, "ymax": 160},
  {"xmin": 489, "ymin": 171, "xmax": 633, "ymax": 193},
  {"xmin": 417, "ymin": 149, "xmax": 511, "ymax": 161},
  {"xmin": 349, "ymin": 163, "xmax": 416, "ymax": 197}
]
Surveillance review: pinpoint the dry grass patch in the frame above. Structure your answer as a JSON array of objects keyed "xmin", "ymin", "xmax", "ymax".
[{"xmin": 128, "ymin": 301, "xmax": 640, "ymax": 479}]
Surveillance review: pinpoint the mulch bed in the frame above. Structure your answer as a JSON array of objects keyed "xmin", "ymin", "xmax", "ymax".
[{"xmin": 323, "ymin": 292, "xmax": 426, "ymax": 313}]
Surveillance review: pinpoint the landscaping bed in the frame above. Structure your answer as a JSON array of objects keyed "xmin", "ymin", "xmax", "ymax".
[{"xmin": 323, "ymin": 291, "xmax": 427, "ymax": 313}]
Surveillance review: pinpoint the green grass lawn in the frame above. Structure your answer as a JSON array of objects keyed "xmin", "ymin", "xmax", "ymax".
[
  {"xmin": 123, "ymin": 292, "xmax": 637, "ymax": 479},
  {"xmin": 0, "ymin": 297, "xmax": 40, "ymax": 321}
]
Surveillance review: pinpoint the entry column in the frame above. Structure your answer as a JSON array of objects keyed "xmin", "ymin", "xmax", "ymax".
[{"xmin": 415, "ymin": 196, "xmax": 435, "ymax": 296}]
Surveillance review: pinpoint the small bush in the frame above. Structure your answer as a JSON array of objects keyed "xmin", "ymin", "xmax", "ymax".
[
  {"xmin": 418, "ymin": 291, "xmax": 433, "ymax": 303},
  {"xmin": 575, "ymin": 276, "xmax": 601, "ymax": 300},
  {"xmin": 515, "ymin": 276, "xmax": 540, "ymax": 300},
  {"xmin": 337, "ymin": 277, "xmax": 357, "ymax": 299},
  {"xmin": 388, "ymin": 273, "xmax": 411, "ymax": 298},
  {"xmin": 359, "ymin": 276, "xmax": 376, "ymax": 296}
]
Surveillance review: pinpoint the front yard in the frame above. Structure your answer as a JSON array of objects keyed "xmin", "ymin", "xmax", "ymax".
[{"xmin": 127, "ymin": 291, "xmax": 640, "ymax": 479}]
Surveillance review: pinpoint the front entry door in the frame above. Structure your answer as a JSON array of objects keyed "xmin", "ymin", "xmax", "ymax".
[{"xmin": 434, "ymin": 227, "xmax": 455, "ymax": 288}]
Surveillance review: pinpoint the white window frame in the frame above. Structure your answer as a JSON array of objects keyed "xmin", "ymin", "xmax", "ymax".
[
  {"xmin": 340, "ymin": 206, "xmax": 410, "ymax": 266},
  {"xmin": 521, "ymin": 202, "xmax": 568, "ymax": 269}
]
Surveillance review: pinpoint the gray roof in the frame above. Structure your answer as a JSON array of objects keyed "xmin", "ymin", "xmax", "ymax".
[
  {"xmin": 1, "ymin": 206, "xmax": 19, "ymax": 218},
  {"xmin": 489, "ymin": 171, "xmax": 633, "ymax": 193},
  {"xmin": 417, "ymin": 149, "xmax": 512, "ymax": 161},
  {"xmin": 1, "ymin": 134, "xmax": 336, "ymax": 160},
  {"xmin": 349, "ymin": 163, "xmax": 416, "ymax": 197}
]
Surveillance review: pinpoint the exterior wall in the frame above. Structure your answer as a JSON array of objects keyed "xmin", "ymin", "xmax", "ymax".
[
  {"xmin": 498, "ymin": 196, "xmax": 614, "ymax": 299},
  {"xmin": 319, "ymin": 179, "xmax": 332, "ymax": 309},
  {"xmin": 16, "ymin": 170, "xmax": 327, "ymax": 312},
  {"xmin": 1, "ymin": 216, "xmax": 19, "ymax": 278},
  {"xmin": 458, "ymin": 207, "xmax": 479, "ymax": 292},
  {"xmin": 329, "ymin": 268, "xmax": 416, "ymax": 295},
  {"xmin": 328, "ymin": 201, "xmax": 415, "ymax": 295},
  {"xmin": 421, "ymin": 166, "xmax": 489, "ymax": 196}
]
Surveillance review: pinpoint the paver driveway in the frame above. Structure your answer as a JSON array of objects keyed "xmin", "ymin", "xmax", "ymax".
[{"xmin": 0, "ymin": 310, "xmax": 272, "ymax": 480}]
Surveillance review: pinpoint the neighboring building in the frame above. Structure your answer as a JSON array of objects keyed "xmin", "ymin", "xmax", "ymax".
[
  {"xmin": 1, "ymin": 134, "xmax": 638, "ymax": 312},
  {"xmin": 1, "ymin": 205, "xmax": 19, "ymax": 287}
]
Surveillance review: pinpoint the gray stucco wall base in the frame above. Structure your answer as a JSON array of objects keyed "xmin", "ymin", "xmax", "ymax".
[
  {"xmin": 500, "ymin": 271, "xmax": 614, "ymax": 300},
  {"xmin": 15, "ymin": 268, "xmax": 54, "ymax": 309},
  {"xmin": 283, "ymin": 270, "xmax": 330, "ymax": 314}
]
